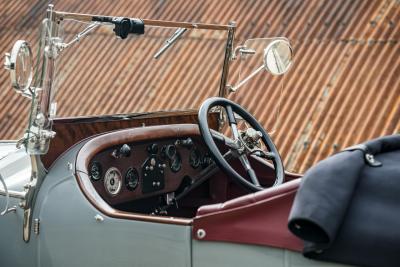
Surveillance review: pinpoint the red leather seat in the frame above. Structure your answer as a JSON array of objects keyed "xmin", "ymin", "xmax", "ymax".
[{"xmin": 193, "ymin": 179, "xmax": 303, "ymax": 251}]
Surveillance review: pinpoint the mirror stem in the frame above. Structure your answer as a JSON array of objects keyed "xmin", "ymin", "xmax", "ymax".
[{"xmin": 230, "ymin": 65, "xmax": 264, "ymax": 92}]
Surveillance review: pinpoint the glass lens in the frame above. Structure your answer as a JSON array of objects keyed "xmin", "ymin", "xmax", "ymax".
[
  {"xmin": 264, "ymin": 41, "xmax": 292, "ymax": 75},
  {"xmin": 15, "ymin": 43, "xmax": 32, "ymax": 90}
]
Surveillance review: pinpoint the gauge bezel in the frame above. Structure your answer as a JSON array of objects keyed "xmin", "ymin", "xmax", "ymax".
[
  {"xmin": 6, "ymin": 40, "xmax": 34, "ymax": 94},
  {"xmin": 189, "ymin": 148, "xmax": 202, "ymax": 169},
  {"xmin": 125, "ymin": 167, "xmax": 139, "ymax": 191},
  {"xmin": 89, "ymin": 161, "xmax": 102, "ymax": 181},
  {"xmin": 170, "ymin": 153, "xmax": 182, "ymax": 173},
  {"xmin": 104, "ymin": 167, "xmax": 122, "ymax": 196}
]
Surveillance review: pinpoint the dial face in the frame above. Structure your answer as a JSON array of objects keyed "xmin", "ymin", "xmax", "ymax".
[
  {"xmin": 125, "ymin": 167, "xmax": 139, "ymax": 190},
  {"xmin": 104, "ymin": 167, "xmax": 122, "ymax": 196},
  {"xmin": 170, "ymin": 153, "xmax": 182, "ymax": 173},
  {"xmin": 189, "ymin": 148, "xmax": 201, "ymax": 169},
  {"xmin": 89, "ymin": 161, "xmax": 102, "ymax": 181}
]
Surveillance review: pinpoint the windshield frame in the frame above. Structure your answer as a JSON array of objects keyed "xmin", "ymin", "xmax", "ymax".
[
  {"xmin": 54, "ymin": 10, "xmax": 237, "ymax": 101},
  {"xmin": 23, "ymin": 5, "xmax": 237, "ymax": 156}
]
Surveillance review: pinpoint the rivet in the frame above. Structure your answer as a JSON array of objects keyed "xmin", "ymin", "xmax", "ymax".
[
  {"xmin": 94, "ymin": 214, "xmax": 104, "ymax": 222},
  {"xmin": 197, "ymin": 229, "xmax": 206, "ymax": 239}
]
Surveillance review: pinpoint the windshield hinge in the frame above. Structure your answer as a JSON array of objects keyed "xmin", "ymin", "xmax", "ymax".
[{"xmin": 33, "ymin": 218, "xmax": 40, "ymax": 235}]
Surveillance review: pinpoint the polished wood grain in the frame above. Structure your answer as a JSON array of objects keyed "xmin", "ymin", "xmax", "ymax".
[{"xmin": 43, "ymin": 110, "xmax": 219, "ymax": 169}]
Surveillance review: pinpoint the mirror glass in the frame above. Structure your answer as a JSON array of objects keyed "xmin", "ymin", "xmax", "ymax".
[
  {"xmin": 15, "ymin": 43, "xmax": 33, "ymax": 91},
  {"xmin": 263, "ymin": 39, "xmax": 292, "ymax": 75},
  {"xmin": 7, "ymin": 40, "xmax": 33, "ymax": 95}
]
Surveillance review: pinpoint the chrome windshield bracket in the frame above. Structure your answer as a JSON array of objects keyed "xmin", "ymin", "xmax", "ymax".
[
  {"xmin": 22, "ymin": 155, "xmax": 47, "ymax": 242},
  {"xmin": 218, "ymin": 21, "xmax": 236, "ymax": 98}
]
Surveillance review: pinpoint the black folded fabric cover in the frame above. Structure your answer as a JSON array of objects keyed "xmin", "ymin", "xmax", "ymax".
[{"xmin": 288, "ymin": 135, "xmax": 400, "ymax": 267}]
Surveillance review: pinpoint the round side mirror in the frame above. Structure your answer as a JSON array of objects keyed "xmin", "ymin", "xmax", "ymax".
[
  {"xmin": 263, "ymin": 39, "xmax": 293, "ymax": 75},
  {"xmin": 4, "ymin": 40, "xmax": 33, "ymax": 95}
]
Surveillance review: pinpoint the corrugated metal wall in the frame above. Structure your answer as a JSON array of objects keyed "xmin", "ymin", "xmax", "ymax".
[{"xmin": 0, "ymin": 0, "xmax": 399, "ymax": 173}]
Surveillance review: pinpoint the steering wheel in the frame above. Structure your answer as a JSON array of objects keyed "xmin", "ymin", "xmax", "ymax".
[{"xmin": 198, "ymin": 97, "xmax": 284, "ymax": 192}]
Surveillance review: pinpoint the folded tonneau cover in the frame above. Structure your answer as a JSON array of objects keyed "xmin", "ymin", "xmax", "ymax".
[{"xmin": 288, "ymin": 135, "xmax": 400, "ymax": 267}]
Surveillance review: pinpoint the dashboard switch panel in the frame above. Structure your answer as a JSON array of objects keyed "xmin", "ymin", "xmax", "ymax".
[{"xmin": 142, "ymin": 156, "xmax": 165, "ymax": 193}]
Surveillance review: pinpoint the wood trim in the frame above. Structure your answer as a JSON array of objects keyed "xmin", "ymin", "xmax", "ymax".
[
  {"xmin": 75, "ymin": 124, "xmax": 204, "ymax": 225},
  {"xmin": 42, "ymin": 110, "xmax": 218, "ymax": 169}
]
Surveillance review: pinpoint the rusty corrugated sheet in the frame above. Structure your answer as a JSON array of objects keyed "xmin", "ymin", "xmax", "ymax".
[{"xmin": 0, "ymin": 0, "xmax": 399, "ymax": 173}]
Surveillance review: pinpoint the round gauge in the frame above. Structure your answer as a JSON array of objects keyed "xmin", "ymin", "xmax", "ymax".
[
  {"xmin": 125, "ymin": 167, "xmax": 139, "ymax": 190},
  {"xmin": 5, "ymin": 40, "xmax": 33, "ymax": 94},
  {"xmin": 189, "ymin": 148, "xmax": 201, "ymax": 169},
  {"xmin": 89, "ymin": 161, "xmax": 102, "ymax": 181},
  {"xmin": 104, "ymin": 167, "xmax": 122, "ymax": 196},
  {"xmin": 161, "ymin": 144, "xmax": 176, "ymax": 160},
  {"xmin": 170, "ymin": 153, "xmax": 182, "ymax": 173}
]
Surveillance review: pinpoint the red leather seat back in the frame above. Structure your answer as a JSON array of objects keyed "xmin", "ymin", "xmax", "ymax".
[{"xmin": 193, "ymin": 179, "xmax": 303, "ymax": 251}]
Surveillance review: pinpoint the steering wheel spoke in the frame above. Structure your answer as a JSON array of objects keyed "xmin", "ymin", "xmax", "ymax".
[
  {"xmin": 211, "ymin": 130, "xmax": 240, "ymax": 150},
  {"xmin": 239, "ymin": 154, "xmax": 261, "ymax": 187},
  {"xmin": 225, "ymin": 104, "xmax": 241, "ymax": 140},
  {"xmin": 252, "ymin": 150, "xmax": 276, "ymax": 160}
]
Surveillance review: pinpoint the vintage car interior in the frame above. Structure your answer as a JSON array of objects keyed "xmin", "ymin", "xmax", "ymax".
[
  {"xmin": 8, "ymin": 5, "xmax": 399, "ymax": 267},
  {"xmin": 68, "ymin": 98, "xmax": 300, "ymax": 221}
]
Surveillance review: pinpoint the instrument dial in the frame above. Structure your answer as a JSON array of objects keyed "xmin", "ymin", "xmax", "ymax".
[
  {"xmin": 104, "ymin": 167, "xmax": 122, "ymax": 196},
  {"xmin": 189, "ymin": 148, "xmax": 201, "ymax": 169},
  {"xmin": 170, "ymin": 153, "xmax": 182, "ymax": 173},
  {"xmin": 125, "ymin": 167, "xmax": 139, "ymax": 190},
  {"xmin": 89, "ymin": 161, "xmax": 102, "ymax": 181}
]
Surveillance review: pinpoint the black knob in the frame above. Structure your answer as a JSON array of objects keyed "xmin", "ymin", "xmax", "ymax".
[
  {"xmin": 120, "ymin": 144, "xmax": 131, "ymax": 157},
  {"xmin": 147, "ymin": 143, "xmax": 159, "ymax": 155}
]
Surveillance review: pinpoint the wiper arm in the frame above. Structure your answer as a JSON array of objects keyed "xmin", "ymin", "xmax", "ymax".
[{"xmin": 154, "ymin": 28, "xmax": 187, "ymax": 59}]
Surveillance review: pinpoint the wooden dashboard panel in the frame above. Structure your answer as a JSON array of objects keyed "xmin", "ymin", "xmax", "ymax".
[
  {"xmin": 89, "ymin": 136, "xmax": 211, "ymax": 205},
  {"xmin": 75, "ymin": 124, "xmax": 212, "ymax": 223},
  {"xmin": 43, "ymin": 110, "xmax": 219, "ymax": 169}
]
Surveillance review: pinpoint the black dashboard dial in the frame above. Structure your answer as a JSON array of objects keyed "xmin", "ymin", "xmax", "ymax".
[
  {"xmin": 189, "ymin": 148, "xmax": 201, "ymax": 169},
  {"xmin": 89, "ymin": 161, "xmax": 102, "ymax": 181},
  {"xmin": 170, "ymin": 153, "xmax": 182, "ymax": 173},
  {"xmin": 125, "ymin": 167, "xmax": 139, "ymax": 190},
  {"xmin": 161, "ymin": 144, "xmax": 177, "ymax": 160}
]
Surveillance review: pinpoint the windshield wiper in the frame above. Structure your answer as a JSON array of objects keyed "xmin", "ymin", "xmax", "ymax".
[{"xmin": 153, "ymin": 28, "xmax": 187, "ymax": 59}]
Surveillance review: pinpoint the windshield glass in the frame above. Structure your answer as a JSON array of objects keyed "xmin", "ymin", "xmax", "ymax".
[{"xmin": 52, "ymin": 19, "xmax": 228, "ymax": 117}]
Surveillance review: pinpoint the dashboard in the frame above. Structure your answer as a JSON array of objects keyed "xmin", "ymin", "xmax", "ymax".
[{"xmin": 88, "ymin": 136, "xmax": 213, "ymax": 206}]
